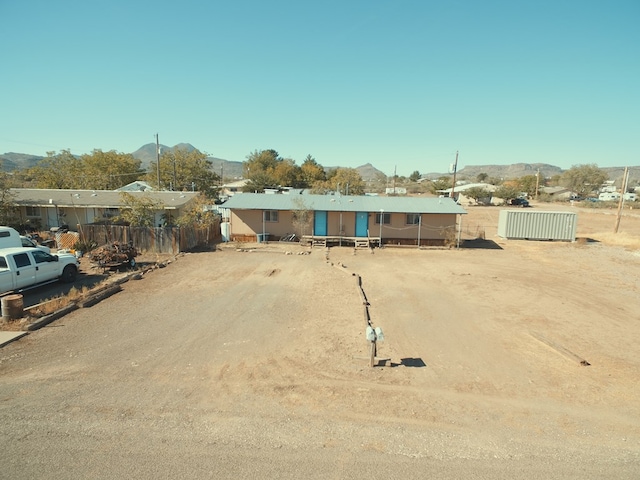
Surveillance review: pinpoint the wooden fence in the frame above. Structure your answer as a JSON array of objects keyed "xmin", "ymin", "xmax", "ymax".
[{"xmin": 77, "ymin": 221, "xmax": 220, "ymax": 255}]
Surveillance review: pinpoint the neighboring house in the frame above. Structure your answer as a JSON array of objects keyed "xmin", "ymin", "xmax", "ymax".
[
  {"xmin": 541, "ymin": 186, "xmax": 573, "ymax": 201},
  {"xmin": 220, "ymin": 179, "xmax": 249, "ymax": 199},
  {"xmin": 385, "ymin": 187, "xmax": 407, "ymax": 195},
  {"xmin": 438, "ymin": 183, "xmax": 498, "ymax": 205},
  {"xmin": 222, "ymin": 193, "xmax": 467, "ymax": 246},
  {"xmin": 116, "ymin": 181, "xmax": 155, "ymax": 192},
  {"xmin": 598, "ymin": 192, "xmax": 620, "ymax": 202},
  {"xmin": 12, "ymin": 188, "xmax": 199, "ymax": 230}
]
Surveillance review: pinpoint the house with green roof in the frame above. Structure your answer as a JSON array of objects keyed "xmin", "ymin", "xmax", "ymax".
[{"xmin": 222, "ymin": 192, "xmax": 467, "ymax": 247}]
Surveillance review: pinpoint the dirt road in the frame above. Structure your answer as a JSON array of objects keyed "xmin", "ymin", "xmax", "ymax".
[{"xmin": 0, "ymin": 202, "xmax": 639, "ymax": 478}]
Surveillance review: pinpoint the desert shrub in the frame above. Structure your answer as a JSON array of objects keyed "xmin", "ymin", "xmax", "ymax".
[{"xmin": 443, "ymin": 226, "xmax": 458, "ymax": 248}]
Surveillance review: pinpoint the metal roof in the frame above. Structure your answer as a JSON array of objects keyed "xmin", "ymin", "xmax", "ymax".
[
  {"xmin": 223, "ymin": 193, "xmax": 467, "ymax": 214},
  {"xmin": 11, "ymin": 188, "xmax": 199, "ymax": 210}
]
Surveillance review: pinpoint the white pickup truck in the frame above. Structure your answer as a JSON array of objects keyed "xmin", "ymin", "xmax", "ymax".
[{"xmin": 0, "ymin": 247, "xmax": 80, "ymax": 295}]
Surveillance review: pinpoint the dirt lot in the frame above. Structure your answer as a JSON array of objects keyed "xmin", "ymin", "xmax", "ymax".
[{"xmin": 0, "ymin": 201, "xmax": 639, "ymax": 479}]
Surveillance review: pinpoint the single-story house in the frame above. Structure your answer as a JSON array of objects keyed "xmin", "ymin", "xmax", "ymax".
[
  {"xmin": 438, "ymin": 183, "xmax": 498, "ymax": 205},
  {"xmin": 221, "ymin": 192, "xmax": 467, "ymax": 247},
  {"xmin": 11, "ymin": 188, "xmax": 200, "ymax": 230},
  {"xmin": 541, "ymin": 186, "xmax": 573, "ymax": 200}
]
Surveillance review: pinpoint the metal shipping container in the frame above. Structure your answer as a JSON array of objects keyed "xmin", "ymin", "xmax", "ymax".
[{"xmin": 497, "ymin": 210, "xmax": 577, "ymax": 241}]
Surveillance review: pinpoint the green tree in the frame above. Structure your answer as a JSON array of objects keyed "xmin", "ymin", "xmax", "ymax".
[
  {"xmin": 464, "ymin": 186, "xmax": 491, "ymax": 204},
  {"xmin": 300, "ymin": 155, "xmax": 326, "ymax": 186},
  {"xmin": 517, "ymin": 174, "xmax": 542, "ymax": 198},
  {"xmin": 272, "ymin": 158, "xmax": 303, "ymax": 187},
  {"xmin": 176, "ymin": 193, "xmax": 219, "ymax": 227},
  {"xmin": 148, "ymin": 147, "xmax": 219, "ymax": 197},
  {"xmin": 312, "ymin": 168, "xmax": 365, "ymax": 195},
  {"xmin": 28, "ymin": 149, "xmax": 144, "ymax": 190},
  {"xmin": 115, "ymin": 193, "xmax": 164, "ymax": 227},
  {"xmin": 0, "ymin": 170, "xmax": 19, "ymax": 226},
  {"xmin": 243, "ymin": 171, "xmax": 279, "ymax": 192},
  {"xmin": 494, "ymin": 185, "xmax": 522, "ymax": 205},
  {"xmin": 80, "ymin": 150, "xmax": 143, "ymax": 190},
  {"xmin": 409, "ymin": 170, "xmax": 421, "ymax": 182},
  {"xmin": 476, "ymin": 172, "xmax": 489, "ymax": 183},
  {"xmin": 244, "ymin": 149, "xmax": 280, "ymax": 178},
  {"xmin": 429, "ymin": 177, "xmax": 452, "ymax": 194},
  {"xmin": 28, "ymin": 150, "xmax": 80, "ymax": 189},
  {"xmin": 560, "ymin": 164, "xmax": 608, "ymax": 197}
]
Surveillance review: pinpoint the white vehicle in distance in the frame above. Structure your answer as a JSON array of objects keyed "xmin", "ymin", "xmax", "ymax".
[{"xmin": 0, "ymin": 226, "xmax": 51, "ymax": 253}]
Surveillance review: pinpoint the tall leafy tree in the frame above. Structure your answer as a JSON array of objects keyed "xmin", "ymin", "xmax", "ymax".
[
  {"xmin": 560, "ymin": 164, "xmax": 608, "ymax": 197},
  {"xmin": 115, "ymin": 193, "xmax": 164, "ymax": 227},
  {"xmin": 148, "ymin": 147, "xmax": 219, "ymax": 197},
  {"xmin": 242, "ymin": 171, "xmax": 279, "ymax": 192},
  {"xmin": 243, "ymin": 149, "xmax": 306, "ymax": 189},
  {"xmin": 0, "ymin": 169, "xmax": 19, "ymax": 226},
  {"xmin": 244, "ymin": 149, "xmax": 280, "ymax": 178},
  {"xmin": 312, "ymin": 168, "xmax": 365, "ymax": 195},
  {"xmin": 80, "ymin": 150, "xmax": 143, "ymax": 190},
  {"xmin": 409, "ymin": 170, "xmax": 421, "ymax": 182},
  {"xmin": 514, "ymin": 174, "xmax": 542, "ymax": 198},
  {"xmin": 494, "ymin": 185, "xmax": 522, "ymax": 204},
  {"xmin": 464, "ymin": 186, "xmax": 492, "ymax": 204},
  {"xmin": 28, "ymin": 149, "xmax": 143, "ymax": 190},
  {"xmin": 176, "ymin": 193, "xmax": 220, "ymax": 227},
  {"xmin": 300, "ymin": 155, "xmax": 326, "ymax": 186},
  {"xmin": 429, "ymin": 177, "xmax": 452, "ymax": 194},
  {"xmin": 28, "ymin": 150, "xmax": 80, "ymax": 189}
]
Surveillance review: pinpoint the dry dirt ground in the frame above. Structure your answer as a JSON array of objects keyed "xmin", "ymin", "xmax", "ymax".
[{"xmin": 0, "ymin": 202, "xmax": 639, "ymax": 479}]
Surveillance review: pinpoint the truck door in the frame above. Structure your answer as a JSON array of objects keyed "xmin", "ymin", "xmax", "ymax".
[
  {"xmin": 0, "ymin": 255, "xmax": 15, "ymax": 293},
  {"xmin": 10, "ymin": 252, "xmax": 37, "ymax": 289},
  {"xmin": 31, "ymin": 250, "xmax": 60, "ymax": 283}
]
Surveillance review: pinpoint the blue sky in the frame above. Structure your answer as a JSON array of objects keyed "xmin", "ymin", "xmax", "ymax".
[{"xmin": 1, "ymin": 0, "xmax": 638, "ymax": 176}]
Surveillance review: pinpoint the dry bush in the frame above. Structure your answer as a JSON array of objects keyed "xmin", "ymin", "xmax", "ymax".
[
  {"xmin": 443, "ymin": 227, "xmax": 458, "ymax": 248},
  {"xmin": 28, "ymin": 285, "xmax": 93, "ymax": 318}
]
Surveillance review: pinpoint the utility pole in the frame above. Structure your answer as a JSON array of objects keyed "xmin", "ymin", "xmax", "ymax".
[
  {"xmin": 450, "ymin": 151, "xmax": 459, "ymax": 201},
  {"xmin": 535, "ymin": 169, "xmax": 540, "ymax": 200},
  {"xmin": 614, "ymin": 167, "xmax": 629, "ymax": 234},
  {"xmin": 155, "ymin": 133, "xmax": 161, "ymax": 190}
]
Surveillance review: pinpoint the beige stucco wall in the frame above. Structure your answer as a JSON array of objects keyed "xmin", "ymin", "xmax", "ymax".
[
  {"xmin": 230, "ymin": 210, "xmax": 297, "ymax": 238},
  {"xmin": 378, "ymin": 213, "xmax": 457, "ymax": 240}
]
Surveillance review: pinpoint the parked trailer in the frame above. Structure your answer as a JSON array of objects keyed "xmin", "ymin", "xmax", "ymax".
[{"xmin": 497, "ymin": 210, "xmax": 577, "ymax": 241}]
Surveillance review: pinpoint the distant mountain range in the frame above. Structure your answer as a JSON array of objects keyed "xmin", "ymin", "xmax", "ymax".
[{"xmin": 2, "ymin": 145, "xmax": 637, "ymax": 184}]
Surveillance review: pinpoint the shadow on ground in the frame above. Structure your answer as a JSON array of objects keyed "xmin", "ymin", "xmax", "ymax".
[
  {"xmin": 388, "ymin": 358, "xmax": 427, "ymax": 368},
  {"xmin": 460, "ymin": 238, "xmax": 503, "ymax": 250}
]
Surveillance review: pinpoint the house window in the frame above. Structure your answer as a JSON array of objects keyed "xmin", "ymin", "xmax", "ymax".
[
  {"xmin": 375, "ymin": 213, "xmax": 391, "ymax": 225},
  {"xmin": 26, "ymin": 206, "xmax": 41, "ymax": 217},
  {"xmin": 406, "ymin": 213, "xmax": 421, "ymax": 225},
  {"xmin": 264, "ymin": 210, "xmax": 279, "ymax": 222},
  {"xmin": 103, "ymin": 208, "xmax": 119, "ymax": 218}
]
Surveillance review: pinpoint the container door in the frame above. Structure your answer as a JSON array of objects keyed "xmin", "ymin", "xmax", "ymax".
[
  {"xmin": 314, "ymin": 211, "xmax": 328, "ymax": 236},
  {"xmin": 355, "ymin": 212, "xmax": 368, "ymax": 237}
]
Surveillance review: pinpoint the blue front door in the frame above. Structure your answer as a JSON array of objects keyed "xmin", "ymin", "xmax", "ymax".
[
  {"xmin": 355, "ymin": 212, "xmax": 368, "ymax": 237},
  {"xmin": 314, "ymin": 211, "xmax": 328, "ymax": 236}
]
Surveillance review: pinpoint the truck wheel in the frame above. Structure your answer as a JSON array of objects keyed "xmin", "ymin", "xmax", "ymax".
[{"xmin": 60, "ymin": 265, "xmax": 77, "ymax": 283}]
